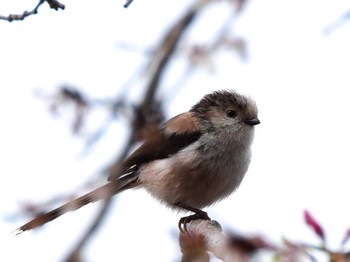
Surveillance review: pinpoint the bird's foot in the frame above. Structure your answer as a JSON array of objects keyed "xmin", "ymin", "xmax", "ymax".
[{"xmin": 178, "ymin": 209, "xmax": 211, "ymax": 234}]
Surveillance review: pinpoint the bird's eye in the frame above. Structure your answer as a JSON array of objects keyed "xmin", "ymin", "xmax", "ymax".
[{"xmin": 226, "ymin": 109, "xmax": 237, "ymax": 118}]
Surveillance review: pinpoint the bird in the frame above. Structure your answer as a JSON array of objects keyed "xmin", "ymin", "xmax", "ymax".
[{"xmin": 15, "ymin": 89, "xmax": 260, "ymax": 234}]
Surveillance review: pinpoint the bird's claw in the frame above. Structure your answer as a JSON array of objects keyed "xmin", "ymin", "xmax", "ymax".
[{"xmin": 178, "ymin": 211, "xmax": 211, "ymax": 234}]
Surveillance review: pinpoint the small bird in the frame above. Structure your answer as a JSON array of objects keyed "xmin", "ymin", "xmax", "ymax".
[{"xmin": 15, "ymin": 90, "xmax": 259, "ymax": 234}]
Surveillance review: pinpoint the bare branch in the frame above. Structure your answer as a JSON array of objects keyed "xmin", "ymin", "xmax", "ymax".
[
  {"xmin": 0, "ymin": 0, "xmax": 65, "ymax": 22},
  {"xmin": 124, "ymin": 0, "xmax": 134, "ymax": 8},
  {"xmin": 180, "ymin": 219, "xmax": 276, "ymax": 262},
  {"xmin": 143, "ymin": 0, "xmax": 212, "ymax": 106},
  {"xmin": 180, "ymin": 220, "xmax": 247, "ymax": 262}
]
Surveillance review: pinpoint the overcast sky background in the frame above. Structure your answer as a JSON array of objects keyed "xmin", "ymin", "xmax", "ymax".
[{"xmin": 1, "ymin": 0, "xmax": 350, "ymax": 261}]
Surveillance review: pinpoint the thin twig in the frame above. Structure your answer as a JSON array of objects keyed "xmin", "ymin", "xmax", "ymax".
[
  {"xmin": 124, "ymin": 0, "xmax": 134, "ymax": 8},
  {"xmin": 0, "ymin": 0, "xmax": 65, "ymax": 22}
]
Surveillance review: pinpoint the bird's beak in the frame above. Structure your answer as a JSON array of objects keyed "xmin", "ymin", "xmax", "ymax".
[{"xmin": 244, "ymin": 117, "xmax": 260, "ymax": 126}]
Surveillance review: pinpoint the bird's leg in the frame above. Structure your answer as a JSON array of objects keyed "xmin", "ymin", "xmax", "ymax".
[{"xmin": 175, "ymin": 202, "xmax": 211, "ymax": 233}]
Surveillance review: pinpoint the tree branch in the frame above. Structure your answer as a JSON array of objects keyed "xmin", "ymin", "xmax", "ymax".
[
  {"xmin": 0, "ymin": 0, "xmax": 65, "ymax": 22},
  {"xmin": 180, "ymin": 220, "xmax": 247, "ymax": 262},
  {"xmin": 124, "ymin": 0, "xmax": 134, "ymax": 8},
  {"xmin": 180, "ymin": 219, "xmax": 275, "ymax": 262},
  {"xmin": 143, "ymin": 0, "xmax": 212, "ymax": 106}
]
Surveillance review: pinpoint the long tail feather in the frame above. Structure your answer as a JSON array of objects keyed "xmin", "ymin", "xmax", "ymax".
[{"xmin": 14, "ymin": 174, "xmax": 138, "ymax": 235}]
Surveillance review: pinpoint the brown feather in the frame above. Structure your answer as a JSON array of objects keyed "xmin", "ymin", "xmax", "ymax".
[{"xmin": 109, "ymin": 112, "xmax": 203, "ymax": 180}]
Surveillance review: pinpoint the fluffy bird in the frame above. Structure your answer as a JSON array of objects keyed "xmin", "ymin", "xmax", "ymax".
[{"xmin": 16, "ymin": 90, "xmax": 260, "ymax": 234}]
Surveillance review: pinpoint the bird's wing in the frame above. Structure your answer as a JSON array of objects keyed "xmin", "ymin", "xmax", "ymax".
[{"xmin": 118, "ymin": 111, "xmax": 203, "ymax": 177}]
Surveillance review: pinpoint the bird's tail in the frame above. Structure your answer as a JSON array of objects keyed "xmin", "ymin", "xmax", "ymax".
[{"xmin": 14, "ymin": 174, "xmax": 138, "ymax": 235}]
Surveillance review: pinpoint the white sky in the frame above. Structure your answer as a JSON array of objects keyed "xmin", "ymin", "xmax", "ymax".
[{"xmin": 1, "ymin": 0, "xmax": 350, "ymax": 261}]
